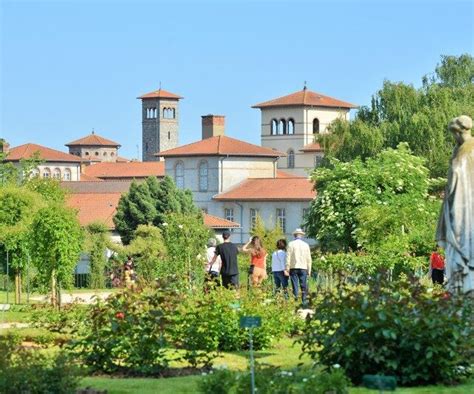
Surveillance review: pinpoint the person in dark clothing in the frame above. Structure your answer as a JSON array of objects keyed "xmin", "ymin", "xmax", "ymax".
[
  {"xmin": 211, "ymin": 231, "xmax": 239, "ymax": 289},
  {"xmin": 430, "ymin": 246, "xmax": 445, "ymax": 285}
]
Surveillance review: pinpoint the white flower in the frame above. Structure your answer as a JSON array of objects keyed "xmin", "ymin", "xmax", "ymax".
[
  {"xmin": 333, "ymin": 363, "xmax": 341, "ymax": 369},
  {"xmin": 302, "ymin": 378, "xmax": 308, "ymax": 382},
  {"xmin": 178, "ymin": 224, "xmax": 183, "ymax": 229},
  {"xmin": 201, "ymin": 372, "xmax": 207, "ymax": 376},
  {"xmin": 162, "ymin": 222, "xmax": 168, "ymax": 226}
]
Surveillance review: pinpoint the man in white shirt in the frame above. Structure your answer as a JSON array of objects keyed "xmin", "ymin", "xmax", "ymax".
[{"xmin": 285, "ymin": 228, "xmax": 312, "ymax": 305}]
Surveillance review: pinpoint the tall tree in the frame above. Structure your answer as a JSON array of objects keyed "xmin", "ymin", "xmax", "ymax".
[
  {"xmin": 114, "ymin": 176, "xmax": 199, "ymax": 244},
  {"xmin": 113, "ymin": 180, "xmax": 157, "ymax": 244},
  {"xmin": 0, "ymin": 186, "xmax": 43, "ymax": 303},
  {"xmin": 84, "ymin": 222, "xmax": 109, "ymax": 289},
  {"xmin": 30, "ymin": 204, "xmax": 83, "ymax": 307},
  {"xmin": 320, "ymin": 54, "xmax": 474, "ymax": 177}
]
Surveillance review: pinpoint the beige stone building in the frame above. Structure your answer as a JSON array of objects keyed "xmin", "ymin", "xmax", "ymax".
[
  {"xmin": 253, "ymin": 87, "xmax": 357, "ymax": 176},
  {"xmin": 66, "ymin": 132, "xmax": 121, "ymax": 163}
]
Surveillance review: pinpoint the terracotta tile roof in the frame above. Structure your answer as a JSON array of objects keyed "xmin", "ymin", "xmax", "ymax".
[
  {"xmin": 138, "ymin": 88, "xmax": 183, "ymax": 100},
  {"xmin": 83, "ymin": 162, "xmax": 165, "ymax": 179},
  {"xmin": 5, "ymin": 143, "xmax": 82, "ymax": 163},
  {"xmin": 158, "ymin": 136, "xmax": 285, "ymax": 158},
  {"xmin": 203, "ymin": 213, "xmax": 240, "ymax": 229},
  {"xmin": 252, "ymin": 88, "xmax": 357, "ymax": 109},
  {"xmin": 61, "ymin": 181, "xmax": 132, "ymax": 194},
  {"xmin": 79, "ymin": 173, "xmax": 104, "ymax": 182},
  {"xmin": 65, "ymin": 133, "xmax": 120, "ymax": 147},
  {"xmin": 213, "ymin": 178, "xmax": 316, "ymax": 201},
  {"xmin": 300, "ymin": 142, "xmax": 323, "ymax": 152},
  {"xmin": 116, "ymin": 156, "xmax": 130, "ymax": 162},
  {"xmin": 276, "ymin": 170, "xmax": 305, "ymax": 178},
  {"xmin": 67, "ymin": 193, "xmax": 122, "ymax": 229}
]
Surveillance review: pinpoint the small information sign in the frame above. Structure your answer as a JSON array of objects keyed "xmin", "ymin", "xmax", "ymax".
[{"xmin": 240, "ymin": 316, "xmax": 261, "ymax": 328}]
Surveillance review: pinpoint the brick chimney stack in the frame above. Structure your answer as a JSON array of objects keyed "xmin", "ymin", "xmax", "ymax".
[{"xmin": 202, "ymin": 115, "xmax": 225, "ymax": 140}]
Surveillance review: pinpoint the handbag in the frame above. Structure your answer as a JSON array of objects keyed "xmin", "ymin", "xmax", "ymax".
[{"xmin": 248, "ymin": 265, "xmax": 255, "ymax": 275}]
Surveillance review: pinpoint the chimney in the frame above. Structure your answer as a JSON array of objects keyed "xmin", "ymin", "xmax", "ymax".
[
  {"xmin": 0, "ymin": 139, "xmax": 10, "ymax": 154},
  {"xmin": 202, "ymin": 115, "xmax": 225, "ymax": 139}
]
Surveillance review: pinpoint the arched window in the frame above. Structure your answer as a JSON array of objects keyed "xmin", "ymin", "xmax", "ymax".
[
  {"xmin": 111, "ymin": 152, "xmax": 115, "ymax": 157},
  {"xmin": 63, "ymin": 168, "xmax": 71, "ymax": 181},
  {"xmin": 42, "ymin": 167, "xmax": 51, "ymax": 179},
  {"xmin": 103, "ymin": 152, "xmax": 107, "ymax": 156},
  {"xmin": 313, "ymin": 118, "xmax": 320, "ymax": 134},
  {"xmin": 288, "ymin": 119, "xmax": 295, "ymax": 135},
  {"xmin": 278, "ymin": 119, "xmax": 286, "ymax": 135},
  {"xmin": 95, "ymin": 151, "xmax": 99, "ymax": 156},
  {"xmin": 53, "ymin": 168, "xmax": 61, "ymax": 179},
  {"xmin": 175, "ymin": 161, "xmax": 184, "ymax": 189},
  {"xmin": 198, "ymin": 160, "xmax": 208, "ymax": 192},
  {"xmin": 85, "ymin": 151, "xmax": 89, "ymax": 156},
  {"xmin": 271, "ymin": 119, "xmax": 278, "ymax": 135},
  {"xmin": 31, "ymin": 168, "xmax": 40, "ymax": 178},
  {"xmin": 287, "ymin": 149, "xmax": 295, "ymax": 168},
  {"xmin": 171, "ymin": 108, "xmax": 176, "ymax": 119}
]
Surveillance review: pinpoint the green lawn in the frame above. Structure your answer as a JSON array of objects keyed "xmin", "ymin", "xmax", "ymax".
[
  {"xmin": 80, "ymin": 338, "xmax": 474, "ymax": 394},
  {"xmin": 81, "ymin": 376, "xmax": 474, "ymax": 394}
]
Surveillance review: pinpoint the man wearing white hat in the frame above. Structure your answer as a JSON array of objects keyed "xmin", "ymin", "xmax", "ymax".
[{"xmin": 285, "ymin": 228, "xmax": 312, "ymax": 305}]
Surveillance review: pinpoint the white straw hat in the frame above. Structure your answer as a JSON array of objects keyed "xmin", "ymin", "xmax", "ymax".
[{"xmin": 292, "ymin": 228, "xmax": 305, "ymax": 236}]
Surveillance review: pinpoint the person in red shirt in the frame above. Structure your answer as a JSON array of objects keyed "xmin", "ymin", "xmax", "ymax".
[
  {"xmin": 430, "ymin": 246, "xmax": 445, "ymax": 285},
  {"xmin": 242, "ymin": 236, "xmax": 268, "ymax": 287}
]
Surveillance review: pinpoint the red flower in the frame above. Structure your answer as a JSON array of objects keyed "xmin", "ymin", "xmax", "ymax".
[
  {"xmin": 442, "ymin": 292, "xmax": 451, "ymax": 300},
  {"xmin": 115, "ymin": 311, "xmax": 125, "ymax": 319}
]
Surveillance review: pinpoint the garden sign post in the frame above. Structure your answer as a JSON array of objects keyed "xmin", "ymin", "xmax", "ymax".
[{"xmin": 240, "ymin": 316, "xmax": 262, "ymax": 394}]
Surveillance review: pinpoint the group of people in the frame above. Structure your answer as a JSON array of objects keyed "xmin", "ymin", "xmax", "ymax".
[{"xmin": 205, "ymin": 228, "xmax": 312, "ymax": 305}]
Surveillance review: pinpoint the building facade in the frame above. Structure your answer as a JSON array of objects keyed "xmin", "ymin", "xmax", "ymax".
[
  {"xmin": 253, "ymin": 87, "xmax": 357, "ymax": 176},
  {"xmin": 66, "ymin": 132, "xmax": 121, "ymax": 163}
]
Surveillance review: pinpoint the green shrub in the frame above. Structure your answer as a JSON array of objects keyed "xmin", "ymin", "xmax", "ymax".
[
  {"xmin": 173, "ymin": 287, "xmax": 299, "ymax": 357},
  {"xmin": 300, "ymin": 276, "xmax": 474, "ymax": 386},
  {"xmin": 0, "ymin": 333, "xmax": 83, "ymax": 394},
  {"xmin": 29, "ymin": 301, "xmax": 87, "ymax": 335},
  {"xmin": 70, "ymin": 282, "xmax": 180, "ymax": 375},
  {"xmin": 198, "ymin": 365, "xmax": 350, "ymax": 394}
]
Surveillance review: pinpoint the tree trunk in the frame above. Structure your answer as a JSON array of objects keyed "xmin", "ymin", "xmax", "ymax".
[
  {"xmin": 15, "ymin": 271, "xmax": 21, "ymax": 304},
  {"xmin": 51, "ymin": 269, "xmax": 57, "ymax": 308}
]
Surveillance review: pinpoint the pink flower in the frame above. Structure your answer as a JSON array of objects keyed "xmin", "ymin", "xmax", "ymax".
[{"xmin": 115, "ymin": 311, "xmax": 125, "ymax": 319}]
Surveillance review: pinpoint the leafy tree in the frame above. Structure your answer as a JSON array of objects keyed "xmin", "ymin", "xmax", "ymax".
[
  {"xmin": 24, "ymin": 177, "xmax": 66, "ymax": 203},
  {"xmin": 125, "ymin": 224, "xmax": 167, "ymax": 283},
  {"xmin": 84, "ymin": 222, "xmax": 109, "ymax": 289},
  {"xmin": 0, "ymin": 186, "xmax": 43, "ymax": 303},
  {"xmin": 306, "ymin": 143, "xmax": 431, "ymax": 252},
  {"xmin": 251, "ymin": 215, "xmax": 285, "ymax": 254},
  {"xmin": 320, "ymin": 54, "xmax": 474, "ymax": 177},
  {"xmin": 160, "ymin": 212, "xmax": 210, "ymax": 288},
  {"xmin": 113, "ymin": 180, "xmax": 157, "ymax": 244},
  {"xmin": 30, "ymin": 205, "xmax": 83, "ymax": 307},
  {"xmin": 114, "ymin": 176, "xmax": 199, "ymax": 244}
]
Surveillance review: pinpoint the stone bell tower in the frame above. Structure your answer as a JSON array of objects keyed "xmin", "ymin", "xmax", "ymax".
[{"xmin": 138, "ymin": 88, "xmax": 182, "ymax": 162}]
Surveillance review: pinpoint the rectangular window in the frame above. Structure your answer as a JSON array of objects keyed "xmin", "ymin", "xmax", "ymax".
[
  {"xmin": 315, "ymin": 155, "xmax": 323, "ymax": 168},
  {"xmin": 276, "ymin": 208, "xmax": 286, "ymax": 233},
  {"xmin": 249, "ymin": 208, "xmax": 259, "ymax": 230},
  {"xmin": 224, "ymin": 208, "xmax": 234, "ymax": 222}
]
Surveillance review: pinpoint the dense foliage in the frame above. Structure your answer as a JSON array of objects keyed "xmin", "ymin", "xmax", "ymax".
[
  {"xmin": 300, "ymin": 276, "xmax": 474, "ymax": 386},
  {"xmin": 114, "ymin": 176, "xmax": 199, "ymax": 244},
  {"xmin": 251, "ymin": 215, "xmax": 285, "ymax": 255},
  {"xmin": 0, "ymin": 333, "xmax": 83, "ymax": 394},
  {"xmin": 71, "ymin": 283, "xmax": 300, "ymax": 374},
  {"xmin": 199, "ymin": 365, "xmax": 350, "ymax": 394},
  {"xmin": 30, "ymin": 204, "xmax": 83, "ymax": 306},
  {"xmin": 306, "ymin": 143, "xmax": 436, "ymax": 253},
  {"xmin": 319, "ymin": 54, "xmax": 474, "ymax": 177},
  {"xmin": 84, "ymin": 222, "xmax": 110, "ymax": 289}
]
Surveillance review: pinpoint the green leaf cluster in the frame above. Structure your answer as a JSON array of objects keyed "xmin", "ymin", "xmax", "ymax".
[
  {"xmin": 307, "ymin": 143, "xmax": 434, "ymax": 253},
  {"xmin": 320, "ymin": 54, "xmax": 474, "ymax": 177},
  {"xmin": 114, "ymin": 176, "xmax": 198, "ymax": 244},
  {"xmin": 300, "ymin": 276, "xmax": 474, "ymax": 386}
]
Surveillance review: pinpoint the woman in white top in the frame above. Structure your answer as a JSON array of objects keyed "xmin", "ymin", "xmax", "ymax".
[
  {"xmin": 205, "ymin": 238, "xmax": 221, "ymax": 289},
  {"xmin": 271, "ymin": 239, "xmax": 289, "ymax": 294}
]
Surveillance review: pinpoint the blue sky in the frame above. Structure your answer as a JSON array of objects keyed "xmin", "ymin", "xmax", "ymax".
[{"xmin": 1, "ymin": 0, "xmax": 473, "ymax": 159}]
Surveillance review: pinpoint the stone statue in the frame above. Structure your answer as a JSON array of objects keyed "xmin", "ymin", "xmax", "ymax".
[{"xmin": 436, "ymin": 115, "xmax": 474, "ymax": 295}]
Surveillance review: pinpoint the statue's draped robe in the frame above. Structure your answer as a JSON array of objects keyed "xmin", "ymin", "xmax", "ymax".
[{"xmin": 436, "ymin": 139, "xmax": 474, "ymax": 294}]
